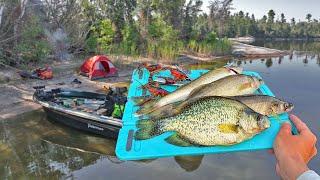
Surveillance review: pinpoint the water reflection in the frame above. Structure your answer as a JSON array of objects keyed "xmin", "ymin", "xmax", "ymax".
[
  {"xmin": 265, "ymin": 58, "xmax": 273, "ymax": 68},
  {"xmin": 303, "ymin": 55, "xmax": 308, "ymax": 64},
  {"xmin": 253, "ymin": 40, "xmax": 320, "ymax": 53},
  {"xmin": 174, "ymin": 156, "xmax": 204, "ymax": 172},
  {"xmin": 278, "ymin": 56, "xmax": 283, "ymax": 64},
  {"xmin": 289, "ymin": 53, "xmax": 293, "ymax": 60},
  {"xmin": 0, "ymin": 111, "xmax": 121, "ymax": 179}
]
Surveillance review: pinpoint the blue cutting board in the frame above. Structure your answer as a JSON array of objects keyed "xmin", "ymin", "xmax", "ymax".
[{"xmin": 116, "ymin": 68, "xmax": 296, "ymax": 160}]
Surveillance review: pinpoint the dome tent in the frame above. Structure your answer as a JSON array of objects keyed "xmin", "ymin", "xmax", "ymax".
[{"xmin": 80, "ymin": 55, "xmax": 118, "ymax": 80}]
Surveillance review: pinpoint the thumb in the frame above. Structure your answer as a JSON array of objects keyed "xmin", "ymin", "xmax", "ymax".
[{"xmin": 278, "ymin": 122, "xmax": 292, "ymax": 136}]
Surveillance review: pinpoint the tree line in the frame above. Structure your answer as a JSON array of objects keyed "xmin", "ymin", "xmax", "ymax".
[
  {"xmin": 0, "ymin": 0, "xmax": 319, "ymax": 65},
  {"xmin": 224, "ymin": 9, "xmax": 320, "ymax": 39}
]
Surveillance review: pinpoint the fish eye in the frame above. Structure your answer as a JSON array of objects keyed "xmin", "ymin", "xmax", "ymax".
[{"xmin": 284, "ymin": 103, "xmax": 293, "ymax": 109}]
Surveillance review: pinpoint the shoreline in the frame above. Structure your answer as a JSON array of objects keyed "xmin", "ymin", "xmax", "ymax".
[
  {"xmin": 0, "ymin": 54, "xmax": 220, "ymax": 120},
  {"xmin": 0, "ymin": 43, "xmax": 287, "ymax": 120},
  {"xmin": 255, "ymin": 37, "xmax": 320, "ymax": 42}
]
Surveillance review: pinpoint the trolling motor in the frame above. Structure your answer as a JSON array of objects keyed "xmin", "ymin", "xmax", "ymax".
[{"xmin": 33, "ymin": 86, "xmax": 55, "ymax": 102}]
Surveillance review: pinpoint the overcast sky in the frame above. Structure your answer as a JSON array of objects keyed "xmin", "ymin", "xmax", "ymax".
[{"xmin": 202, "ymin": 0, "xmax": 320, "ymax": 21}]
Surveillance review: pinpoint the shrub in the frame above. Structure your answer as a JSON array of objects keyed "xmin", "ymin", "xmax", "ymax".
[{"xmin": 14, "ymin": 15, "xmax": 51, "ymax": 63}]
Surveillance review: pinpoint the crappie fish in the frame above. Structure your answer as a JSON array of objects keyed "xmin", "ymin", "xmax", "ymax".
[
  {"xmin": 230, "ymin": 95, "xmax": 294, "ymax": 116},
  {"xmin": 135, "ymin": 96, "xmax": 270, "ymax": 146},
  {"xmin": 138, "ymin": 74, "xmax": 263, "ymax": 119},
  {"xmin": 136, "ymin": 66, "xmax": 243, "ymax": 114}
]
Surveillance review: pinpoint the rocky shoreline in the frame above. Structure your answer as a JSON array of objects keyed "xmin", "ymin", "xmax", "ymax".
[{"xmin": 0, "ymin": 43, "xmax": 288, "ymax": 120}]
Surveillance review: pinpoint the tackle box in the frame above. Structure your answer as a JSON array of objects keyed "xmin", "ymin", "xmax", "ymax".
[{"xmin": 116, "ymin": 68, "xmax": 296, "ymax": 160}]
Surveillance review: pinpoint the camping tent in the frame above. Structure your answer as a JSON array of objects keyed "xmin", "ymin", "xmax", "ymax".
[{"xmin": 80, "ymin": 55, "xmax": 118, "ymax": 80}]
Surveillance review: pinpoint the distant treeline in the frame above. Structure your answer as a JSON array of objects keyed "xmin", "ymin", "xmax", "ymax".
[{"xmin": 223, "ymin": 9, "xmax": 320, "ymax": 39}]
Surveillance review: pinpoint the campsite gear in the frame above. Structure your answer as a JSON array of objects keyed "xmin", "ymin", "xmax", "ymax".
[
  {"xmin": 80, "ymin": 55, "xmax": 118, "ymax": 80},
  {"xmin": 136, "ymin": 66, "xmax": 243, "ymax": 115},
  {"xmin": 19, "ymin": 71, "xmax": 39, "ymax": 79},
  {"xmin": 153, "ymin": 76, "xmax": 175, "ymax": 85},
  {"xmin": 71, "ymin": 78, "xmax": 82, "ymax": 84},
  {"xmin": 169, "ymin": 69, "xmax": 190, "ymax": 81},
  {"xmin": 141, "ymin": 63, "xmax": 190, "ymax": 76},
  {"xmin": 142, "ymin": 63, "xmax": 163, "ymax": 73},
  {"xmin": 56, "ymin": 82, "xmax": 66, "ymax": 85},
  {"xmin": 112, "ymin": 104, "xmax": 125, "ymax": 118},
  {"xmin": 33, "ymin": 87, "xmax": 125, "ymax": 139},
  {"xmin": 19, "ymin": 66, "xmax": 53, "ymax": 80},
  {"xmin": 230, "ymin": 95, "xmax": 294, "ymax": 116},
  {"xmin": 35, "ymin": 67, "xmax": 53, "ymax": 79},
  {"xmin": 135, "ymin": 96, "xmax": 270, "ymax": 146},
  {"xmin": 140, "ymin": 82, "xmax": 169, "ymax": 97},
  {"xmin": 115, "ymin": 69, "xmax": 298, "ymax": 160}
]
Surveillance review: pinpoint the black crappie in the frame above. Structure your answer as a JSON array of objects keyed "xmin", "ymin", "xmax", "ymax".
[{"xmin": 135, "ymin": 96, "xmax": 270, "ymax": 146}]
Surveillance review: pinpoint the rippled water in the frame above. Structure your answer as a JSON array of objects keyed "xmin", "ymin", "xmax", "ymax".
[{"xmin": 1, "ymin": 42, "xmax": 319, "ymax": 179}]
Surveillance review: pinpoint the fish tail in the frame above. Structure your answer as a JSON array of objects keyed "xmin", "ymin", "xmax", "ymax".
[
  {"xmin": 135, "ymin": 119, "xmax": 162, "ymax": 140},
  {"xmin": 131, "ymin": 96, "xmax": 158, "ymax": 106},
  {"xmin": 131, "ymin": 96, "xmax": 150, "ymax": 106},
  {"xmin": 135, "ymin": 100, "xmax": 157, "ymax": 115}
]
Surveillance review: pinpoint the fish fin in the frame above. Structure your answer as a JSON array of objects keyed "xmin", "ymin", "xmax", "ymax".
[
  {"xmin": 135, "ymin": 100, "xmax": 157, "ymax": 115},
  {"xmin": 218, "ymin": 124, "xmax": 239, "ymax": 133},
  {"xmin": 165, "ymin": 133, "xmax": 192, "ymax": 147},
  {"xmin": 238, "ymin": 82, "xmax": 252, "ymax": 91},
  {"xmin": 135, "ymin": 119, "xmax": 161, "ymax": 140}
]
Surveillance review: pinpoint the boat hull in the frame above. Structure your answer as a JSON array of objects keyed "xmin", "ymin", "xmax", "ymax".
[
  {"xmin": 43, "ymin": 107, "xmax": 120, "ymax": 139},
  {"xmin": 33, "ymin": 88, "xmax": 124, "ymax": 139}
]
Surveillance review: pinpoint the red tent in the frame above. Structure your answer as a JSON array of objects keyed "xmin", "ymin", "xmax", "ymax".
[{"xmin": 80, "ymin": 55, "xmax": 118, "ymax": 80}]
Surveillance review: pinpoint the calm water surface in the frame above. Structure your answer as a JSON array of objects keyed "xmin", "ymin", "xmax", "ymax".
[{"xmin": 1, "ymin": 42, "xmax": 319, "ymax": 179}]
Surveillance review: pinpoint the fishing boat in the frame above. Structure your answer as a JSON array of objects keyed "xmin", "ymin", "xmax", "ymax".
[{"xmin": 33, "ymin": 86, "xmax": 126, "ymax": 139}]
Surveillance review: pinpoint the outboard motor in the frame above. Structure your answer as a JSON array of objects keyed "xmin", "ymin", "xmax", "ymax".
[{"xmin": 33, "ymin": 86, "xmax": 54, "ymax": 101}]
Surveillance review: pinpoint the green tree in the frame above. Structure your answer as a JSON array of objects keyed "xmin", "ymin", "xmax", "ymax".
[
  {"xmin": 280, "ymin": 13, "xmax": 286, "ymax": 23},
  {"xmin": 306, "ymin": 13, "xmax": 312, "ymax": 22},
  {"xmin": 14, "ymin": 15, "xmax": 51, "ymax": 63},
  {"xmin": 182, "ymin": 0, "xmax": 203, "ymax": 40},
  {"xmin": 91, "ymin": 19, "xmax": 115, "ymax": 53},
  {"xmin": 291, "ymin": 18, "xmax": 296, "ymax": 26},
  {"xmin": 267, "ymin": 9, "xmax": 275, "ymax": 23}
]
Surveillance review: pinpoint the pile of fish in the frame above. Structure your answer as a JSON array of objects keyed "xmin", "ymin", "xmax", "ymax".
[{"xmin": 133, "ymin": 66, "xmax": 294, "ymax": 147}]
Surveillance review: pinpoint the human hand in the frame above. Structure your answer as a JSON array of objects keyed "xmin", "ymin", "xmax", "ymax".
[{"xmin": 272, "ymin": 114, "xmax": 317, "ymax": 180}]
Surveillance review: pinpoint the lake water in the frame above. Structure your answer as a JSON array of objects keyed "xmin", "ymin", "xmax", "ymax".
[{"xmin": 1, "ymin": 42, "xmax": 319, "ymax": 179}]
